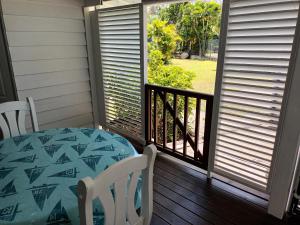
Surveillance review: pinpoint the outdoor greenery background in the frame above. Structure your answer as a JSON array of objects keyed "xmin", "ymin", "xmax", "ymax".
[
  {"xmin": 147, "ymin": 0, "xmax": 221, "ymax": 94},
  {"xmin": 147, "ymin": 0, "xmax": 221, "ymax": 142},
  {"xmin": 172, "ymin": 59, "xmax": 216, "ymax": 94}
]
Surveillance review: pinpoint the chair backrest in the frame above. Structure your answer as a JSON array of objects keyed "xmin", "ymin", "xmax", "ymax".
[
  {"xmin": 0, "ymin": 97, "xmax": 39, "ymax": 139},
  {"xmin": 78, "ymin": 144, "xmax": 157, "ymax": 225}
]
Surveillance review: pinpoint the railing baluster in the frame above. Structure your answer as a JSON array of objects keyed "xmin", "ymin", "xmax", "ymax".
[
  {"xmin": 145, "ymin": 84, "xmax": 213, "ymax": 169},
  {"xmin": 194, "ymin": 98, "xmax": 201, "ymax": 160},
  {"xmin": 145, "ymin": 86, "xmax": 152, "ymax": 143},
  {"xmin": 149, "ymin": 89, "xmax": 152, "ymax": 142},
  {"xmin": 153, "ymin": 90, "xmax": 158, "ymax": 144},
  {"xmin": 163, "ymin": 91, "xmax": 167, "ymax": 149},
  {"xmin": 203, "ymin": 98, "xmax": 213, "ymax": 169},
  {"xmin": 173, "ymin": 94, "xmax": 177, "ymax": 152},
  {"xmin": 183, "ymin": 96, "xmax": 188, "ymax": 157}
]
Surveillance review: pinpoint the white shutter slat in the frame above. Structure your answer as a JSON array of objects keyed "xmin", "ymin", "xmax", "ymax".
[
  {"xmin": 218, "ymin": 124, "xmax": 276, "ymax": 144},
  {"xmin": 103, "ymin": 66, "xmax": 140, "ymax": 74},
  {"xmin": 104, "ymin": 76, "xmax": 140, "ymax": 85},
  {"xmin": 99, "ymin": 24, "xmax": 140, "ymax": 31},
  {"xmin": 213, "ymin": 0, "xmax": 300, "ymax": 191},
  {"xmin": 99, "ymin": 13, "xmax": 140, "ymax": 22},
  {"xmin": 101, "ymin": 48, "xmax": 140, "ymax": 55},
  {"xmin": 98, "ymin": 5, "xmax": 143, "ymax": 139},
  {"xmin": 101, "ymin": 44, "xmax": 140, "ymax": 50},
  {"xmin": 229, "ymin": 10, "xmax": 299, "ymax": 24},
  {"xmin": 231, "ymin": 0, "xmax": 299, "ymax": 8},
  {"xmin": 216, "ymin": 141, "xmax": 273, "ymax": 161},
  {"xmin": 99, "ymin": 7, "xmax": 139, "ymax": 17}
]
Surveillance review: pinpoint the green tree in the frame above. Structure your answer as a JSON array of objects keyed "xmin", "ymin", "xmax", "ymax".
[
  {"xmin": 148, "ymin": 19, "xmax": 181, "ymax": 64},
  {"xmin": 148, "ymin": 50, "xmax": 195, "ymax": 142},
  {"xmin": 183, "ymin": 1, "xmax": 221, "ymax": 56},
  {"xmin": 158, "ymin": 2, "xmax": 193, "ymax": 52},
  {"xmin": 159, "ymin": 3, "xmax": 184, "ymax": 25},
  {"xmin": 157, "ymin": 0, "xmax": 221, "ymax": 57}
]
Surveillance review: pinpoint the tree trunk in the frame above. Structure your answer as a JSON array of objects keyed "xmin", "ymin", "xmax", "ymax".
[{"xmin": 199, "ymin": 40, "xmax": 202, "ymax": 57}]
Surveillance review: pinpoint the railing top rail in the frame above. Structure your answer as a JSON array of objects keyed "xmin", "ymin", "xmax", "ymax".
[{"xmin": 145, "ymin": 83, "xmax": 214, "ymax": 100}]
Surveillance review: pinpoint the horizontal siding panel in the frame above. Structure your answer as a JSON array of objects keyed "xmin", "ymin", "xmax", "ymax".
[
  {"xmin": 2, "ymin": 0, "xmax": 94, "ymax": 129},
  {"xmin": 34, "ymin": 92, "xmax": 92, "ymax": 113},
  {"xmin": 3, "ymin": 15, "xmax": 85, "ymax": 32},
  {"xmin": 12, "ymin": 58, "xmax": 88, "ymax": 75},
  {"xmin": 39, "ymin": 113, "xmax": 94, "ymax": 130},
  {"xmin": 6, "ymin": 32, "xmax": 86, "ymax": 46},
  {"xmin": 32, "ymin": 102, "xmax": 92, "ymax": 126},
  {"xmin": 213, "ymin": 0, "xmax": 300, "ymax": 191},
  {"xmin": 2, "ymin": 0, "xmax": 83, "ymax": 20},
  {"xmin": 79, "ymin": 123, "xmax": 94, "ymax": 128},
  {"xmin": 5, "ymin": 0, "xmax": 84, "ymax": 8},
  {"xmin": 18, "ymin": 81, "xmax": 91, "ymax": 101},
  {"xmin": 10, "ymin": 46, "xmax": 87, "ymax": 61},
  {"xmin": 15, "ymin": 69, "xmax": 90, "ymax": 90}
]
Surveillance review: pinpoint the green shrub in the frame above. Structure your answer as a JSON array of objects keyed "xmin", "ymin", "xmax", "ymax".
[
  {"xmin": 148, "ymin": 50, "xmax": 195, "ymax": 142},
  {"xmin": 148, "ymin": 19, "xmax": 181, "ymax": 64}
]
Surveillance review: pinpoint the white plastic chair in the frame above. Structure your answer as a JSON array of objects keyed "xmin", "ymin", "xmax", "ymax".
[
  {"xmin": 0, "ymin": 97, "xmax": 39, "ymax": 139},
  {"xmin": 78, "ymin": 144, "xmax": 157, "ymax": 225}
]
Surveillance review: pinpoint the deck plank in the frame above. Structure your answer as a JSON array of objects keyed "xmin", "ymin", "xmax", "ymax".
[
  {"xmin": 154, "ymin": 180, "xmax": 232, "ymax": 225},
  {"xmin": 153, "ymin": 202, "xmax": 191, "ymax": 225},
  {"xmin": 154, "ymin": 191, "xmax": 211, "ymax": 225},
  {"xmin": 151, "ymin": 155, "xmax": 285, "ymax": 225},
  {"xmin": 150, "ymin": 214, "xmax": 170, "ymax": 225}
]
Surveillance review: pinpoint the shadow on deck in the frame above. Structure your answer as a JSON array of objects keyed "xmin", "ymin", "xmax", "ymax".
[{"xmin": 150, "ymin": 155, "xmax": 298, "ymax": 225}]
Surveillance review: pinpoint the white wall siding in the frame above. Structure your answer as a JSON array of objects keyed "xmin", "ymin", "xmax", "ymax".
[{"xmin": 1, "ymin": 0, "xmax": 94, "ymax": 128}]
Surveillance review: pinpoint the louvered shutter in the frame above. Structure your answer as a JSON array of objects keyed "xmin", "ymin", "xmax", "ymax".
[
  {"xmin": 97, "ymin": 4, "xmax": 145, "ymax": 142},
  {"xmin": 212, "ymin": 0, "xmax": 300, "ymax": 191}
]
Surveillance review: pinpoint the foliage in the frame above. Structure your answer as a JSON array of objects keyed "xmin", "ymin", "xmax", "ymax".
[
  {"xmin": 146, "ymin": 1, "xmax": 220, "ymax": 142},
  {"xmin": 159, "ymin": 3, "xmax": 185, "ymax": 25},
  {"xmin": 157, "ymin": 0, "xmax": 221, "ymax": 57},
  {"xmin": 148, "ymin": 50, "xmax": 195, "ymax": 142},
  {"xmin": 148, "ymin": 19, "xmax": 181, "ymax": 64},
  {"xmin": 148, "ymin": 62, "xmax": 195, "ymax": 90},
  {"xmin": 148, "ymin": 48, "xmax": 195, "ymax": 91}
]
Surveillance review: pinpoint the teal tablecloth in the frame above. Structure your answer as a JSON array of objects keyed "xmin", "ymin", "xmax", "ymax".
[{"xmin": 0, "ymin": 128, "xmax": 139, "ymax": 225}]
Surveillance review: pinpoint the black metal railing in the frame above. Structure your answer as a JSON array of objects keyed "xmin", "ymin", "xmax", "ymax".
[
  {"xmin": 145, "ymin": 84, "xmax": 214, "ymax": 169},
  {"xmin": 289, "ymin": 175, "xmax": 300, "ymax": 216}
]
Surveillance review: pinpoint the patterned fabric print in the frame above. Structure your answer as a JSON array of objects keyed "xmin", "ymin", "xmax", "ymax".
[{"xmin": 0, "ymin": 128, "xmax": 138, "ymax": 225}]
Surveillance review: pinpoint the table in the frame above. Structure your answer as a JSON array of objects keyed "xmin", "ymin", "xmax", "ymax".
[{"xmin": 0, "ymin": 128, "xmax": 139, "ymax": 225}]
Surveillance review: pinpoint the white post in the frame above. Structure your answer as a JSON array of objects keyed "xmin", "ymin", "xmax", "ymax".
[
  {"xmin": 206, "ymin": 0, "xmax": 230, "ymax": 179},
  {"xmin": 268, "ymin": 10, "xmax": 300, "ymax": 218}
]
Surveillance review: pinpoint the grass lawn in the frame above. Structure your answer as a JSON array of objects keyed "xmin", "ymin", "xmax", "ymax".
[{"xmin": 171, "ymin": 59, "xmax": 217, "ymax": 95}]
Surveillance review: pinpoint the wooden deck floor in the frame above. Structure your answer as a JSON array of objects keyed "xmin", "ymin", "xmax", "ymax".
[{"xmin": 150, "ymin": 155, "xmax": 297, "ymax": 225}]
